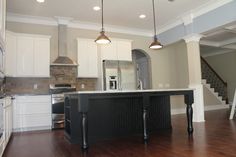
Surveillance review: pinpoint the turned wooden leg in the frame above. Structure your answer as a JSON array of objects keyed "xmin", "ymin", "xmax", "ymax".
[{"xmin": 81, "ymin": 113, "xmax": 88, "ymax": 150}]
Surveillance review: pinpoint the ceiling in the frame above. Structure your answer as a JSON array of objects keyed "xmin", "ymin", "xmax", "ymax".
[
  {"xmin": 200, "ymin": 22, "xmax": 236, "ymax": 57},
  {"xmin": 7, "ymin": 0, "xmax": 219, "ymax": 30}
]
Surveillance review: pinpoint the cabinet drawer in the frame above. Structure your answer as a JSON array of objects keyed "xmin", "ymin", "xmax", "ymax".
[
  {"xmin": 14, "ymin": 102, "xmax": 51, "ymax": 115},
  {"xmin": 16, "ymin": 95, "xmax": 51, "ymax": 103},
  {"xmin": 14, "ymin": 114, "xmax": 51, "ymax": 128}
]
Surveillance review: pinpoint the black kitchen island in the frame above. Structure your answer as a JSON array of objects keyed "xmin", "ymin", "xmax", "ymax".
[{"xmin": 64, "ymin": 89, "xmax": 194, "ymax": 150}]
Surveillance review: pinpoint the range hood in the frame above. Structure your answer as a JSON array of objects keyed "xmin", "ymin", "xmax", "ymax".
[{"xmin": 51, "ymin": 24, "xmax": 77, "ymax": 66}]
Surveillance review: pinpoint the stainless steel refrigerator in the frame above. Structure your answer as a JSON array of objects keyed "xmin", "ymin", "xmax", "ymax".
[{"xmin": 103, "ymin": 60, "xmax": 137, "ymax": 91}]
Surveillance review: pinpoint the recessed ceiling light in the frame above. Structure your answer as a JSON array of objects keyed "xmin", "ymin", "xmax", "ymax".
[
  {"xmin": 36, "ymin": 0, "xmax": 45, "ymax": 3},
  {"xmin": 139, "ymin": 14, "xmax": 146, "ymax": 19},
  {"xmin": 93, "ymin": 6, "xmax": 101, "ymax": 11}
]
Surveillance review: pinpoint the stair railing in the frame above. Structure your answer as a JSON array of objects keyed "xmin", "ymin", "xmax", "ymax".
[{"xmin": 201, "ymin": 57, "xmax": 228, "ymax": 104}]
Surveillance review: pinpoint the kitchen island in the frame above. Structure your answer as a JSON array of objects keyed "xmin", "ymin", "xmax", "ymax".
[{"xmin": 64, "ymin": 89, "xmax": 194, "ymax": 150}]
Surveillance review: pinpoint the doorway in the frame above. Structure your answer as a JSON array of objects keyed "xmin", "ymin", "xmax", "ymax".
[{"xmin": 132, "ymin": 49, "xmax": 152, "ymax": 89}]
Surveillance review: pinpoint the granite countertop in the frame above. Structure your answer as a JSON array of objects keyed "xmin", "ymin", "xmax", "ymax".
[
  {"xmin": 5, "ymin": 93, "xmax": 51, "ymax": 97},
  {"xmin": 66, "ymin": 88, "xmax": 195, "ymax": 95}
]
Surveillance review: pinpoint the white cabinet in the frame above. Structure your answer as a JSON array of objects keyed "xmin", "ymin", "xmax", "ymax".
[
  {"xmin": 0, "ymin": 0, "xmax": 6, "ymax": 48},
  {"xmin": 101, "ymin": 39, "xmax": 132, "ymax": 61},
  {"xmin": 0, "ymin": 96, "xmax": 13, "ymax": 157},
  {"xmin": 13, "ymin": 95, "xmax": 52, "ymax": 132},
  {"xmin": 3, "ymin": 97, "xmax": 13, "ymax": 146},
  {"xmin": 5, "ymin": 32, "xmax": 17, "ymax": 76},
  {"xmin": 34, "ymin": 38, "xmax": 50, "ymax": 77},
  {"xmin": 5, "ymin": 31, "xmax": 51, "ymax": 77},
  {"xmin": 77, "ymin": 38, "xmax": 98, "ymax": 78},
  {"xmin": 16, "ymin": 36, "xmax": 35, "ymax": 76}
]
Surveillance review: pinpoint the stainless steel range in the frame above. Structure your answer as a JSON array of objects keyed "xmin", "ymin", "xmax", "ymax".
[{"xmin": 50, "ymin": 84, "xmax": 76, "ymax": 129}]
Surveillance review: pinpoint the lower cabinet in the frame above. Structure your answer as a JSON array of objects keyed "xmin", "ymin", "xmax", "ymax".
[
  {"xmin": 64, "ymin": 95, "xmax": 81, "ymax": 144},
  {"xmin": 0, "ymin": 96, "xmax": 13, "ymax": 157},
  {"xmin": 13, "ymin": 95, "xmax": 52, "ymax": 132}
]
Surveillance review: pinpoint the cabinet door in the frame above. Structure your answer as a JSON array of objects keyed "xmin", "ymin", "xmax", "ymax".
[
  {"xmin": 13, "ymin": 95, "xmax": 51, "ymax": 131},
  {"xmin": 3, "ymin": 97, "xmax": 12, "ymax": 145},
  {"xmin": 116, "ymin": 40, "xmax": 132, "ymax": 61},
  {"xmin": 5, "ymin": 32, "xmax": 17, "ymax": 76},
  {"xmin": 16, "ymin": 36, "xmax": 34, "ymax": 76},
  {"xmin": 34, "ymin": 38, "xmax": 50, "ymax": 77},
  {"xmin": 87, "ymin": 41, "xmax": 98, "ymax": 77},
  {"xmin": 77, "ymin": 39, "xmax": 98, "ymax": 78},
  {"xmin": 0, "ymin": 0, "xmax": 6, "ymax": 44},
  {"xmin": 100, "ymin": 41, "xmax": 117, "ymax": 60}
]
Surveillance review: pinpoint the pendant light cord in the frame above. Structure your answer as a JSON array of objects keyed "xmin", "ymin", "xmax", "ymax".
[
  {"xmin": 152, "ymin": 0, "xmax": 157, "ymax": 37},
  {"xmin": 101, "ymin": 0, "xmax": 104, "ymax": 31}
]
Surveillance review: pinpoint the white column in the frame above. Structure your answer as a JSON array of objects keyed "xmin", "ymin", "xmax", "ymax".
[{"xmin": 184, "ymin": 34, "xmax": 205, "ymax": 122}]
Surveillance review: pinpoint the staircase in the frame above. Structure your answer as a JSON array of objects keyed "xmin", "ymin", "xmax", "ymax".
[{"xmin": 201, "ymin": 57, "xmax": 228, "ymax": 105}]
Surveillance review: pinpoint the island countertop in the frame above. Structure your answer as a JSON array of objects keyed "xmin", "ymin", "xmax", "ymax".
[{"xmin": 66, "ymin": 88, "xmax": 195, "ymax": 94}]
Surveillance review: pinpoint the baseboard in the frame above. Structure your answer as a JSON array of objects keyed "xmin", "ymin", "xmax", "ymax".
[
  {"xmin": 204, "ymin": 104, "xmax": 229, "ymax": 111},
  {"xmin": 13, "ymin": 126, "xmax": 51, "ymax": 133},
  {"xmin": 171, "ymin": 104, "xmax": 229, "ymax": 115},
  {"xmin": 171, "ymin": 108, "xmax": 186, "ymax": 115}
]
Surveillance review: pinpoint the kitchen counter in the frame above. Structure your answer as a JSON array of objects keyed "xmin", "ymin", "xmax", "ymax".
[
  {"xmin": 11, "ymin": 93, "xmax": 51, "ymax": 96},
  {"xmin": 64, "ymin": 88, "xmax": 194, "ymax": 150},
  {"xmin": 67, "ymin": 88, "xmax": 195, "ymax": 94}
]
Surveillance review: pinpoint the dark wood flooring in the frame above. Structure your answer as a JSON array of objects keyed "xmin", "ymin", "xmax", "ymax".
[{"xmin": 3, "ymin": 109, "xmax": 236, "ymax": 157}]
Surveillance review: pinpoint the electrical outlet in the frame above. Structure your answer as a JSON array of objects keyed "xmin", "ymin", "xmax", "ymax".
[
  {"xmin": 33, "ymin": 84, "xmax": 38, "ymax": 89},
  {"xmin": 165, "ymin": 83, "xmax": 170, "ymax": 88},
  {"xmin": 158, "ymin": 83, "xmax": 163, "ymax": 88},
  {"xmin": 81, "ymin": 84, "xmax": 85, "ymax": 89}
]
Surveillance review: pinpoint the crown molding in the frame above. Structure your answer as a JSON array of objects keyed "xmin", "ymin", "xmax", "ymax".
[
  {"xmin": 158, "ymin": 0, "xmax": 233, "ymax": 33},
  {"xmin": 6, "ymin": 0, "xmax": 233, "ymax": 37},
  {"xmin": 191, "ymin": 0, "xmax": 233, "ymax": 18},
  {"xmin": 7, "ymin": 12, "xmax": 152, "ymax": 37},
  {"xmin": 55, "ymin": 16, "xmax": 73, "ymax": 25},
  {"xmin": 7, "ymin": 13, "xmax": 58, "ymax": 26},
  {"xmin": 183, "ymin": 34, "xmax": 203, "ymax": 43},
  {"xmin": 200, "ymin": 40, "xmax": 221, "ymax": 47},
  {"xmin": 201, "ymin": 49, "xmax": 234, "ymax": 58}
]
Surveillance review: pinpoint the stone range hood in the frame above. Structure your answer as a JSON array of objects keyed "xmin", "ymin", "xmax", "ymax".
[{"xmin": 51, "ymin": 23, "xmax": 77, "ymax": 66}]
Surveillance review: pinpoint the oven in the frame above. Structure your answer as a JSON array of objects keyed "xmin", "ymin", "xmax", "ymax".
[{"xmin": 50, "ymin": 84, "xmax": 76, "ymax": 129}]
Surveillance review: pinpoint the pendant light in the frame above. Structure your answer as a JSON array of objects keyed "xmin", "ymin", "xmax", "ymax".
[
  {"xmin": 149, "ymin": 0, "xmax": 163, "ymax": 49},
  {"xmin": 95, "ymin": 0, "xmax": 111, "ymax": 44}
]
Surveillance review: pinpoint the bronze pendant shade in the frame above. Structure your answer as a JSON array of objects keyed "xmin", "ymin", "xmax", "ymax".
[
  {"xmin": 95, "ymin": 0, "xmax": 111, "ymax": 44},
  {"xmin": 149, "ymin": 0, "xmax": 163, "ymax": 49}
]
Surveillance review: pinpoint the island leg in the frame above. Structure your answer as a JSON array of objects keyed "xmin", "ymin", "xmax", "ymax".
[
  {"xmin": 143, "ymin": 108, "xmax": 148, "ymax": 142},
  {"xmin": 142, "ymin": 94, "xmax": 149, "ymax": 142},
  {"xmin": 81, "ymin": 112, "xmax": 88, "ymax": 150},
  {"xmin": 186, "ymin": 104, "xmax": 193, "ymax": 135},
  {"xmin": 184, "ymin": 92, "xmax": 194, "ymax": 135}
]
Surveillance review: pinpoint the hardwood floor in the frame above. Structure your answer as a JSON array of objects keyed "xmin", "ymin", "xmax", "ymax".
[{"xmin": 3, "ymin": 109, "xmax": 236, "ymax": 157}]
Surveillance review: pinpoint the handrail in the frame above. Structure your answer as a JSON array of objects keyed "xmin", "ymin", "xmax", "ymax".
[
  {"xmin": 201, "ymin": 57, "xmax": 227, "ymax": 86},
  {"xmin": 201, "ymin": 56, "xmax": 228, "ymax": 103}
]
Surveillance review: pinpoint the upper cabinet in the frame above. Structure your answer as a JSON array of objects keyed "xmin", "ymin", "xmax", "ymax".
[
  {"xmin": 101, "ymin": 39, "xmax": 132, "ymax": 61},
  {"xmin": 0, "ymin": 0, "xmax": 6, "ymax": 48},
  {"xmin": 5, "ymin": 31, "xmax": 51, "ymax": 77},
  {"xmin": 77, "ymin": 38, "xmax": 98, "ymax": 78}
]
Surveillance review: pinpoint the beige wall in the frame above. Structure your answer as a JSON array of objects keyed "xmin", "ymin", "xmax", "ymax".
[
  {"xmin": 6, "ymin": 21, "xmax": 190, "ymax": 108},
  {"xmin": 203, "ymin": 86, "xmax": 222, "ymax": 106},
  {"xmin": 204, "ymin": 52, "xmax": 236, "ymax": 102}
]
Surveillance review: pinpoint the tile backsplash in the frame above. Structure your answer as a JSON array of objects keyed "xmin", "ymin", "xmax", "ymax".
[{"xmin": 5, "ymin": 66, "xmax": 97, "ymax": 95}]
